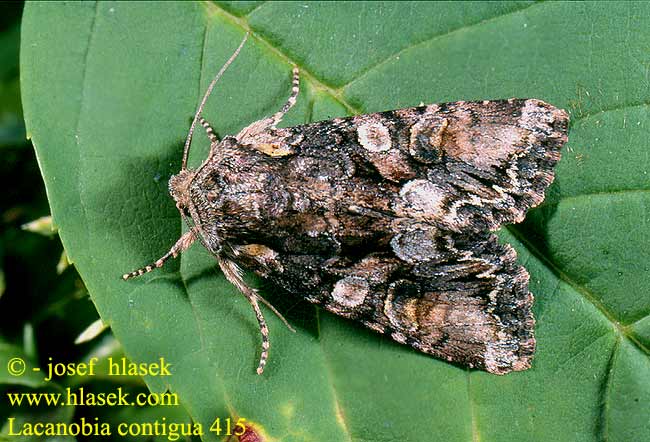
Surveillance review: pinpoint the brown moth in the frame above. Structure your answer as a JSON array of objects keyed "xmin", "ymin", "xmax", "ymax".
[{"xmin": 124, "ymin": 34, "xmax": 569, "ymax": 375}]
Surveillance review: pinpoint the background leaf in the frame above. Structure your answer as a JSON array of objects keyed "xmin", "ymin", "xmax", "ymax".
[
  {"xmin": 21, "ymin": 2, "xmax": 650, "ymax": 441},
  {"xmin": 0, "ymin": 10, "xmax": 24, "ymax": 148},
  {"xmin": 0, "ymin": 336, "xmax": 75, "ymax": 442}
]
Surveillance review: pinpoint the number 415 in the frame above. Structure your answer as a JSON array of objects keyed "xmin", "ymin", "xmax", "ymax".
[{"xmin": 210, "ymin": 417, "xmax": 246, "ymax": 436}]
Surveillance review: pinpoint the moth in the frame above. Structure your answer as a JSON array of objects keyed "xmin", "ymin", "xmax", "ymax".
[{"xmin": 124, "ymin": 34, "xmax": 569, "ymax": 375}]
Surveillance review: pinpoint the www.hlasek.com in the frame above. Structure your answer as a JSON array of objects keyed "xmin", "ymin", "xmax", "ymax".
[
  {"xmin": 7, "ymin": 387, "xmax": 178, "ymax": 407},
  {"xmin": 5, "ymin": 356, "xmax": 247, "ymax": 440}
]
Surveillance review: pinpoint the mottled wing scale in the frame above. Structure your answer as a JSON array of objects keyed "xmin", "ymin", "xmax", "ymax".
[
  {"xmin": 238, "ymin": 99, "xmax": 567, "ymax": 233},
  {"xmin": 190, "ymin": 98, "xmax": 568, "ymax": 374},
  {"xmin": 235, "ymin": 230, "xmax": 533, "ymax": 374}
]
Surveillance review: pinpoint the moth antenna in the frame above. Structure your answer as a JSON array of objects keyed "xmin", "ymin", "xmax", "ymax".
[
  {"xmin": 182, "ymin": 32, "xmax": 250, "ymax": 170},
  {"xmin": 198, "ymin": 116, "xmax": 218, "ymax": 144},
  {"xmin": 270, "ymin": 66, "xmax": 300, "ymax": 128},
  {"xmin": 122, "ymin": 230, "xmax": 196, "ymax": 280}
]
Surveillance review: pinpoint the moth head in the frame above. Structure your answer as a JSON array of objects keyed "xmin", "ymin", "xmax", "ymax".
[{"xmin": 168, "ymin": 169, "xmax": 196, "ymax": 212}]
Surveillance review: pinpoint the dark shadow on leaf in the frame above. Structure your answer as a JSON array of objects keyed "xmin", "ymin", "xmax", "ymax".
[
  {"xmin": 94, "ymin": 140, "xmax": 185, "ymax": 273},
  {"xmin": 257, "ymin": 277, "xmax": 320, "ymax": 337},
  {"xmin": 508, "ymin": 179, "xmax": 562, "ymax": 264}
]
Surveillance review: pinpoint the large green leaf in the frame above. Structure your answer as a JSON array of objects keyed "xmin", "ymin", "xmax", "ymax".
[{"xmin": 21, "ymin": 2, "xmax": 650, "ymax": 441}]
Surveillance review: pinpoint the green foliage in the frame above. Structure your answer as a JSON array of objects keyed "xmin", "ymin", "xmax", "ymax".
[
  {"xmin": 21, "ymin": 2, "xmax": 650, "ymax": 441},
  {"xmin": 0, "ymin": 336, "xmax": 75, "ymax": 441},
  {"xmin": 0, "ymin": 16, "xmax": 24, "ymax": 148}
]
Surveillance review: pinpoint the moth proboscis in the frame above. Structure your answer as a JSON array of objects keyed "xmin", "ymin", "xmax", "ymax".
[{"xmin": 124, "ymin": 33, "xmax": 569, "ymax": 376}]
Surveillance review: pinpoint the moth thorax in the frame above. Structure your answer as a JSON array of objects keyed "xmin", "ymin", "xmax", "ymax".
[{"xmin": 168, "ymin": 169, "xmax": 195, "ymax": 210}]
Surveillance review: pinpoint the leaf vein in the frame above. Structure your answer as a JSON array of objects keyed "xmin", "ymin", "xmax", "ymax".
[
  {"xmin": 74, "ymin": 1, "xmax": 100, "ymax": 267},
  {"xmin": 598, "ymin": 337, "xmax": 621, "ymax": 442},
  {"xmin": 573, "ymin": 100, "xmax": 650, "ymax": 123},
  {"xmin": 244, "ymin": 1, "xmax": 268, "ymax": 18},
  {"xmin": 340, "ymin": 2, "xmax": 542, "ymax": 92},
  {"xmin": 467, "ymin": 370, "xmax": 480, "ymax": 442},
  {"xmin": 556, "ymin": 188, "xmax": 650, "ymax": 204},
  {"xmin": 205, "ymin": 1, "xmax": 362, "ymax": 115},
  {"xmin": 316, "ymin": 309, "xmax": 355, "ymax": 442},
  {"xmin": 506, "ymin": 225, "xmax": 650, "ymax": 357}
]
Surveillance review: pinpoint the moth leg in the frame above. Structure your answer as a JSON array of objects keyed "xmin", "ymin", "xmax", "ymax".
[
  {"xmin": 217, "ymin": 256, "xmax": 295, "ymax": 375},
  {"xmin": 269, "ymin": 66, "xmax": 300, "ymax": 128},
  {"xmin": 198, "ymin": 116, "xmax": 218, "ymax": 144},
  {"xmin": 217, "ymin": 255, "xmax": 295, "ymax": 331},
  {"xmin": 122, "ymin": 230, "xmax": 196, "ymax": 280},
  {"xmin": 247, "ymin": 295, "xmax": 270, "ymax": 374}
]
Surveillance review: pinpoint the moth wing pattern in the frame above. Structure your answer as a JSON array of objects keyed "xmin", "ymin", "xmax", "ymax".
[
  {"xmin": 237, "ymin": 98, "xmax": 568, "ymax": 234},
  {"xmin": 235, "ymin": 228, "xmax": 533, "ymax": 374},
  {"xmin": 186, "ymin": 98, "xmax": 569, "ymax": 374},
  {"xmin": 124, "ymin": 39, "xmax": 569, "ymax": 375}
]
